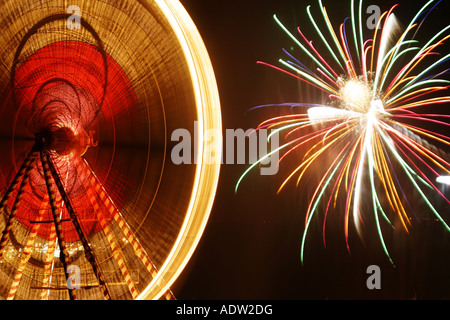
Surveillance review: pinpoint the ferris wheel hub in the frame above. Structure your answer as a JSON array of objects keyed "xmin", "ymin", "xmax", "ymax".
[{"xmin": 38, "ymin": 127, "xmax": 95, "ymax": 156}]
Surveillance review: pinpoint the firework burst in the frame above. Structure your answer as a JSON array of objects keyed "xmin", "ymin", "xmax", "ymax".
[{"xmin": 236, "ymin": 0, "xmax": 450, "ymax": 265}]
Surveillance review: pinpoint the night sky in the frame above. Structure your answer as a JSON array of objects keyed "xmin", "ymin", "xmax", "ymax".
[{"xmin": 173, "ymin": 0, "xmax": 450, "ymax": 299}]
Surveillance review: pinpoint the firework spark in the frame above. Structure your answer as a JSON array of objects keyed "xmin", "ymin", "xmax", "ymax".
[
  {"xmin": 237, "ymin": 0, "xmax": 450, "ymax": 265},
  {"xmin": 437, "ymin": 176, "xmax": 450, "ymax": 185}
]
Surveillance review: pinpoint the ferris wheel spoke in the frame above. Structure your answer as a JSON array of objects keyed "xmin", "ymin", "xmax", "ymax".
[
  {"xmin": 39, "ymin": 194, "xmax": 58, "ymax": 300},
  {"xmin": 0, "ymin": 149, "xmax": 38, "ymax": 258},
  {"xmin": 73, "ymin": 156, "xmax": 140, "ymax": 299},
  {"xmin": 0, "ymin": 146, "xmax": 38, "ymax": 212},
  {"xmin": 80, "ymin": 157, "xmax": 176, "ymax": 300},
  {"xmin": 7, "ymin": 195, "xmax": 48, "ymax": 300},
  {"xmin": 43, "ymin": 150, "xmax": 112, "ymax": 300},
  {"xmin": 40, "ymin": 150, "xmax": 76, "ymax": 300}
]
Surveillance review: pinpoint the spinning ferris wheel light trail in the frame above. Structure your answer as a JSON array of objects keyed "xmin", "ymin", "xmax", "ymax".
[{"xmin": 0, "ymin": 0, "xmax": 221, "ymax": 300}]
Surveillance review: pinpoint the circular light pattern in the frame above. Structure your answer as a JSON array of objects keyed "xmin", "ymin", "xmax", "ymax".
[{"xmin": 0, "ymin": 0, "xmax": 221, "ymax": 300}]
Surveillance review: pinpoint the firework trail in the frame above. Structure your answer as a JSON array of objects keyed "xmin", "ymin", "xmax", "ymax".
[{"xmin": 236, "ymin": 0, "xmax": 450, "ymax": 265}]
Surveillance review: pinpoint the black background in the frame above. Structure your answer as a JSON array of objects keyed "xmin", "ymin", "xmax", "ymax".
[{"xmin": 173, "ymin": 0, "xmax": 450, "ymax": 299}]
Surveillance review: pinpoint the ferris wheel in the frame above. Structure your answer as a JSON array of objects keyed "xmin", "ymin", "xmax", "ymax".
[{"xmin": 0, "ymin": 0, "xmax": 221, "ymax": 300}]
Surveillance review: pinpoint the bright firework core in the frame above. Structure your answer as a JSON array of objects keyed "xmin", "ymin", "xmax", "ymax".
[
  {"xmin": 337, "ymin": 77, "xmax": 387, "ymax": 127},
  {"xmin": 339, "ymin": 78, "xmax": 374, "ymax": 112},
  {"xmin": 308, "ymin": 77, "xmax": 387, "ymax": 125}
]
